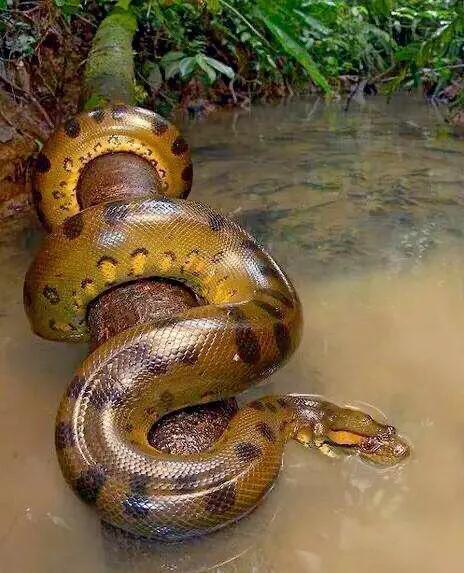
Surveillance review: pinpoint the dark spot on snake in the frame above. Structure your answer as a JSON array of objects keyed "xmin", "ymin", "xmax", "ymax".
[
  {"xmin": 151, "ymin": 118, "xmax": 169, "ymax": 135},
  {"xmin": 266, "ymin": 401, "xmax": 277, "ymax": 413},
  {"xmin": 55, "ymin": 422, "xmax": 75, "ymax": 449},
  {"xmin": 49, "ymin": 319, "xmax": 58, "ymax": 331},
  {"xmin": 90, "ymin": 108, "xmax": 105, "ymax": 123},
  {"xmin": 145, "ymin": 406, "xmax": 157, "ymax": 416},
  {"xmin": 171, "ymin": 137, "xmax": 189, "ymax": 156},
  {"xmin": 81, "ymin": 278, "xmax": 94, "ymax": 289},
  {"xmin": 265, "ymin": 288, "xmax": 294, "ymax": 309},
  {"xmin": 277, "ymin": 397, "xmax": 288, "ymax": 409},
  {"xmin": 162, "ymin": 250, "xmax": 177, "ymax": 262},
  {"xmin": 103, "ymin": 201, "xmax": 130, "ymax": 225},
  {"xmin": 258, "ymin": 261, "xmax": 281, "ymax": 280},
  {"xmin": 204, "ymin": 483, "xmax": 236, "ymax": 514},
  {"xmin": 181, "ymin": 163, "xmax": 193, "ymax": 182},
  {"xmin": 131, "ymin": 247, "xmax": 149, "ymax": 257},
  {"xmin": 159, "ymin": 390, "xmax": 174, "ymax": 410},
  {"xmin": 35, "ymin": 153, "xmax": 51, "ymax": 173},
  {"xmin": 256, "ymin": 421, "xmax": 276, "ymax": 443},
  {"xmin": 212, "ymin": 251, "xmax": 225, "ymax": 264},
  {"xmin": 253, "ymin": 300, "xmax": 284, "ymax": 320},
  {"xmin": 241, "ymin": 238, "xmax": 260, "ymax": 254},
  {"xmin": 112, "ymin": 105, "xmax": 129, "ymax": 120},
  {"xmin": 227, "ymin": 306, "xmax": 246, "ymax": 322},
  {"xmin": 63, "ymin": 157, "xmax": 73, "ymax": 172},
  {"xmin": 97, "ymin": 256, "xmax": 118, "ymax": 267},
  {"xmin": 89, "ymin": 387, "xmax": 123, "ymax": 410},
  {"xmin": 249, "ymin": 400, "xmax": 266, "ymax": 411},
  {"xmin": 180, "ymin": 344, "xmax": 200, "ymax": 365},
  {"xmin": 123, "ymin": 494, "xmax": 150, "ymax": 519},
  {"xmin": 67, "ymin": 375, "xmax": 86, "ymax": 399},
  {"xmin": 235, "ymin": 442, "xmax": 262, "ymax": 462},
  {"xmin": 64, "ymin": 117, "xmax": 81, "ymax": 138},
  {"xmin": 235, "ymin": 323, "xmax": 261, "ymax": 364},
  {"xmin": 42, "ymin": 286, "xmax": 60, "ymax": 304},
  {"xmin": 145, "ymin": 356, "xmax": 169, "ymax": 377},
  {"xmin": 74, "ymin": 466, "xmax": 106, "ymax": 504},
  {"xmin": 174, "ymin": 474, "xmax": 198, "ymax": 492},
  {"xmin": 274, "ymin": 322, "xmax": 291, "ymax": 357},
  {"xmin": 63, "ymin": 212, "xmax": 84, "ymax": 239},
  {"xmin": 23, "ymin": 283, "xmax": 32, "ymax": 308},
  {"xmin": 208, "ymin": 213, "xmax": 228, "ymax": 232},
  {"xmin": 129, "ymin": 474, "xmax": 150, "ymax": 496},
  {"xmin": 36, "ymin": 206, "xmax": 51, "ymax": 232}
]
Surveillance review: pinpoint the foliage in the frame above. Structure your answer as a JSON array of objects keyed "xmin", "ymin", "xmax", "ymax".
[{"xmin": 2, "ymin": 0, "xmax": 464, "ymax": 107}]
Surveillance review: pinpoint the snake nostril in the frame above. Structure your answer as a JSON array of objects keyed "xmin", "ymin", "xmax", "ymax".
[{"xmin": 362, "ymin": 437, "xmax": 381, "ymax": 453}]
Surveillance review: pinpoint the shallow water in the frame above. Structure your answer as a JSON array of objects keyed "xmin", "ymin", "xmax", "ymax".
[{"xmin": 1, "ymin": 96, "xmax": 464, "ymax": 572}]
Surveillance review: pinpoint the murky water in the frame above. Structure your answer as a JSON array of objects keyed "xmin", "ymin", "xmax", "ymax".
[{"xmin": 1, "ymin": 96, "xmax": 464, "ymax": 572}]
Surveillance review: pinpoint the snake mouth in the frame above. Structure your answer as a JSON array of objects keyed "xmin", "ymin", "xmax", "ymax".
[{"xmin": 325, "ymin": 426, "xmax": 410, "ymax": 465}]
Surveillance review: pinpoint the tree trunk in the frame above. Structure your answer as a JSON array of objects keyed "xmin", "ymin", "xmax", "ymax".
[{"xmin": 80, "ymin": 3, "xmax": 137, "ymax": 110}]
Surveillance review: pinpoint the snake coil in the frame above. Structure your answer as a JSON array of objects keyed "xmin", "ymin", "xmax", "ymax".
[{"xmin": 24, "ymin": 105, "xmax": 409, "ymax": 540}]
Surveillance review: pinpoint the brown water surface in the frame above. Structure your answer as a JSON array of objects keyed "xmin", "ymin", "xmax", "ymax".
[{"xmin": 1, "ymin": 96, "xmax": 464, "ymax": 572}]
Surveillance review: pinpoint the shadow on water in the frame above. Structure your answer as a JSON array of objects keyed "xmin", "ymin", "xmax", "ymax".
[{"xmin": 1, "ymin": 96, "xmax": 464, "ymax": 572}]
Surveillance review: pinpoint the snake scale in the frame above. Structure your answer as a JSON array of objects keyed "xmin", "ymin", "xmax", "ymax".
[{"xmin": 24, "ymin": 105, "xmax": 409, "ymax": 540}]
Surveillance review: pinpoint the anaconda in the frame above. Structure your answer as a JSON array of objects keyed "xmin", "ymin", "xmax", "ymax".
[{"xmin": 24, "ymin": 105, "xmax": 409, "ymax": 541}]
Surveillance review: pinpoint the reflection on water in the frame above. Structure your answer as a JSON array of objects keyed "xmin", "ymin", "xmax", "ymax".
[{"xmin": 1, "ymin": 96, "xmax": 464, "ymax": 572}]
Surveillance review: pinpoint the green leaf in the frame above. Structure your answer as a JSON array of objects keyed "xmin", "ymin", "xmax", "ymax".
[
  {"xmin": 160, "ymin": 51, "xmax": 186, "ymax": 66},
  {"xmin": 219, "ymin": 0, "xmax": 270, "ymax": 45},
  {"xmin": 256, "ymin": 6, "xmax": 331, "ymax": 93},
  {"xmin": 204, "ymin": 56, "xmax": 235, "ymax": 79},
  {"xmin": 196, "ymin": 55, "xmax": 217, "ymax": 83},
  {"xmin": 294, "ymin": 10, "xmax": 330, "ymax": 36},
  {"xmin": 179, "ymin": 56, "xmax": 196, "ymax": 78},
  {"xmin": 164, "ymin": 60, "xmax": 181, "ymax": 80}
]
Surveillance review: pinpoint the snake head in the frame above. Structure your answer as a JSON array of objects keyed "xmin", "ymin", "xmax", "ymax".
[
  {"xmin": 288, "ymin": 396, "xmax": 410, "ymax": 466},
  {"xmin": 323, "ymin": 407, "xmax": 410, "ymax": 466}
]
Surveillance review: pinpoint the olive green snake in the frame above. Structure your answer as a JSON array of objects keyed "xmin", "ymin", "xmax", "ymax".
[{"xmin": 24, "ymin": 105, "xmax": 409, "ymax": 540}]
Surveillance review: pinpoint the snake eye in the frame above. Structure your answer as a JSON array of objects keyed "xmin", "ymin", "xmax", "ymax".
[{"xmin": 383, "ymin": 425, "xmax": 396, "ymax": 437}]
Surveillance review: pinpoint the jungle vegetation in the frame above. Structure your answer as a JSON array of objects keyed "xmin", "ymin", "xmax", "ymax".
[{"xmin": 1, "ymin": 0, "xmax": 463, "ymax": 114}]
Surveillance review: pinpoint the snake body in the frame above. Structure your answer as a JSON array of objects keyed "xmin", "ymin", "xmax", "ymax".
[{"xmin": 24, "ymin": 106, "xmax": 409, "ymax": 540}]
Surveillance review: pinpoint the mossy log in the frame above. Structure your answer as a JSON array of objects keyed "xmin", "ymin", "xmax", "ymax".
[{"xmin": 80, "ymin": 4, "xmax": 137, "ymax": 110}]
